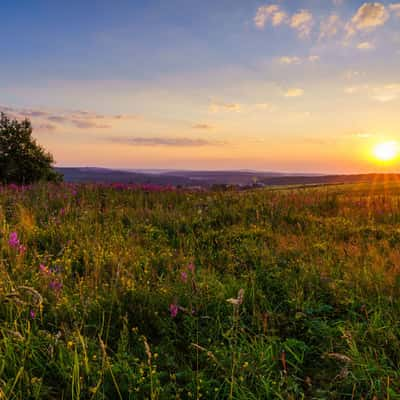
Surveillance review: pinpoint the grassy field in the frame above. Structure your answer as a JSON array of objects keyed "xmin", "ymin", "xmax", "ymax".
[{"xmin": 1, "ymin": 182, "xmax": 400, "ymax": 399}]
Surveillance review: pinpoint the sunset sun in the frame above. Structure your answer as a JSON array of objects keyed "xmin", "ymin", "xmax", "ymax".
[{"xmin": 373, "ymin": 141, "xmax": 398, "ymax": 162}]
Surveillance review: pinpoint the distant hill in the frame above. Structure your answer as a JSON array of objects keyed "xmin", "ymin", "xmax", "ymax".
[{"xmin": 56, "ymin": 168, "xmax": 400, "ymax": 188}]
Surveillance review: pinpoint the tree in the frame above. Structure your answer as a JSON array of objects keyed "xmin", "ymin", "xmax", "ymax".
[{"xmin": 0, "ymin": 112, "xmax": 62, "ymax": 184}]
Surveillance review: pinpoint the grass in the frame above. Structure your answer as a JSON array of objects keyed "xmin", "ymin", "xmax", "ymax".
[{"xmin": 0, "ymin": 181, "xmax": 400, "ymax": 399}]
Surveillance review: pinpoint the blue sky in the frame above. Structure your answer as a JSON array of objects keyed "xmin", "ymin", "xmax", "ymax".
[{"xmin": 1, "ymin": 1, "xmax": 400, "ymax": 172}]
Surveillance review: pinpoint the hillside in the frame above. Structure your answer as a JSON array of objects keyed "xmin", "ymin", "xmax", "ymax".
[{"xmin": 57, "ymin": 167, "xmax": 400, "ymax": 187}]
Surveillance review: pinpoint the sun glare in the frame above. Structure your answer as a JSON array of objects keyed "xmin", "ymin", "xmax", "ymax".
[{"xmin": 373, "ymin": 141, "xmax": 398, "ymax": 162}]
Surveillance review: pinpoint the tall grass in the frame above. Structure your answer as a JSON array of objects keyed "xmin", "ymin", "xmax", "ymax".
[{"xmin": 0, "ymin": 182, "xmax": 400, "ymax": 399}]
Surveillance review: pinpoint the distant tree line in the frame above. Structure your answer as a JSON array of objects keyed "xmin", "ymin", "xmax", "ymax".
[{"xmin": 0, "ymin": 112, "xmax": 62, "ymax": 184}]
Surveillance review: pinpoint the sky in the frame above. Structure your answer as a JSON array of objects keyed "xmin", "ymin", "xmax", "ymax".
[{"xmin": 1, "ymin": 0, "xmax": 400, "ymax": 173}]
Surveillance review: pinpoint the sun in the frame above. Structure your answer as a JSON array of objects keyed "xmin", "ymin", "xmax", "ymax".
[{"xmin": 373, "ymin": 141, "xmax": 398, "ymax": 162}]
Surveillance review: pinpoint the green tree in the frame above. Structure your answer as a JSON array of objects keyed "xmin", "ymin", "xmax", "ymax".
[{"xmin": 0, "ymin": 112, "xmax": 62, "ymax": 184}]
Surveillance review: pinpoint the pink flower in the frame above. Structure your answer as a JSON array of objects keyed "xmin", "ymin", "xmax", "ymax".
[
  {"xmin": 169, "ymin": 304, "xmax": 179, "ymax": 318},
  {"xmin": 49, "ymin": 280, "xmax": 63, "ymax": 292},
  {"xmin": 188, "ymin": 262, "xmax": 195, "ymax": 273},
  {"xmin": 39, "ymin": 264, "xmax": 51, "ymax": 275},
  {"xmin": 8, "ymin": 232, "xmax": 20, "ymax": 248},
  {"xmin": 29, "ymin": 309, "xmax": 36, "ymax": 319},
  {"xmin": 181, "ymin": 271, "xmax": 188, "ymax": 283},
  {"xmin": 18, "ymin": 245, "xmax": 27, "ymax": 254}
]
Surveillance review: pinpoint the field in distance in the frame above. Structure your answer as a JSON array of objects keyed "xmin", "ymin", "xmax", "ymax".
[{"xmin": 0, "ymin": 181, "xmax": 400, "ymax": 399}]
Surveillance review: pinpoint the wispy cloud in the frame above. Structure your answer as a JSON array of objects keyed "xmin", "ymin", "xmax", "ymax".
[
  {"xmin": 278, "ymin": 55, "xmax": 319, "ymax": 64},
  {"xmin": 319, "ymin": 14, "xmax": 342, "ymax": 39},
  {"xmin": 290, "ymin": 10, "xmax": 314, "ymax": 38},
  {"xmin": 254, "ymin": 5, "xmax": 313, "ymax": 38},
  {"xmin": 345, "ymin": 2, "xmax": 389, "ymax": 37},
  {"xmin": 0, "ymin": 105, "xmax": 137, "ymax": 131},
  {"xmin": 344, "ymin": 83, "xmax": 400, "ymax": 102},
  {"xmin": 389, "ymin": 3, "xmax": 400, "ymax": 17},
  {"xmin": 284, "ymin": 88, "xmax": 304, "ymax": 97},
  {"xmin": 192, "ymin": 123, "xmax": 213, "ymax": 130},
  {"xmin": 254, "ymin": 4, "xmax": 287, "ymax": 29},
  {"xmin": 357, "ymin": 41, "xmax": 375, "ymax": 50},
  {"xmin": 209, "ymin": 101, "xmax": 241, "ymax": 113},
  {"xmin": 371, "ymin": 83, "xmax": 400, "ymax": 102},
  {"xmin": 107, "ymin": 136, "xmax": 224, "ymax": 147}
]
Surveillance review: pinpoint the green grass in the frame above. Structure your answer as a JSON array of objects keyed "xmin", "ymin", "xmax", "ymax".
[{"xmin": 1, "ymin": 182, "xmax": 400, "ymax": 399}]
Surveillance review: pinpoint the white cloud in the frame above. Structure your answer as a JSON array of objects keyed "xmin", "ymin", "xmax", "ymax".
[
  {"xmin": 254, "ymin": 5, "xmax": 287, "ymax": 29},
  {"xmin": 371, "ymin": 84, "xmax": 400, "ymax": 102},
  {"xmin": 346, "ymin": 2, "xmax": 389, "ymax": 37},
  {"xmin": 284, "ymin": 88, "xmax": 304, "ymax": 97},
  {"xmin": 357, "ymin": 41, "xmax": 375, "ymax": 49},
  {"xmin": 278, "ymin": 55, "xmax": 319, "ymax": 64},
  {"xmin": 319, "ymin": 14, "xmax": 341, "ymax": 39},
  {"xmin": 308, "ymin": 55, "xmax": 320, "ymax": 62},
  {"xmin": 290, "ymin": 10, "xmax": 314, "ymax": 38},
  {"xmin": 279, "ymin": 56, "xmax": 302, "ymax": 64}
]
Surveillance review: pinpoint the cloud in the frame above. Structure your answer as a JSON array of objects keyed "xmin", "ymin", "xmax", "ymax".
[
  {"xmin": 346, "ymin": 2, "xmax": 389, "ymax": 37},
  {"xmin": 357, "ymin": 41, "xmax": 375, "ymax": 49},
  {"xmin": 279, "ymin": 56, "xmax": 301, "ymax": 65},
  {"xmin": 333, "ymin": 0, "xmax": 344, "ymax": 5},
  {"xmin": 254, "ymin": 103, "xmax": 276, "ymax": 111},
  {"xmin": 344, "ymin": 83, "xmax": 400, "ymax": 102},
  {"xmin": 319, "ymin": 14, "xmax": 341, "ymax": 39},
  {"xmin": 0, "ymin": 105, "xmax": 136, "ymax": 130},
  {"xmin": 254, "ymin": 4, "xmax": 287, "ymax": 29},
  {"xmin": 278, "ymin": 55, "xmax": 319, "ymax": 65},
  {"xmin": 284, "ymin": 88, "xmax": 304, "ymax": 97},
  {"xmin": 308, "ymin": 55, "xmax": 320, "ymax": 62},
  {"xmin": 34, "ymin": 123, "xmax": 58, "ymax": 132},
  {"xmin": 290, "ymin": 10, "xmax": 314, "ymax": 38},
  {"xmin": 390, "ymin": 3, "xmax": 400, "ymax": 17},
  {"xmin": 209, "ymin": 102, "xmax": 241, "ymax": 113},
  {"xmin": 107, "ymin": 136, "xmax": 223, "ymax": 147},
  {"xmin": 193, "ymin": 123, "xmax": 213, "ymax": 130},
  {"xmin": 371, "ymin": 83, "xmax": 400, "ymax": 102}
]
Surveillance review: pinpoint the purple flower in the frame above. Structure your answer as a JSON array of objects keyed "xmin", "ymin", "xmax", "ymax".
[
  {"xmin": 29, "ymin": 309, "xmax": 36, "ymax": 319},
  {"xmin": 188, "ymin": 262, "xmax": 195, "ymax": 273},
  {"xmin": 39, "ymin": 264, "xmax": 51, "ymax": 275},
  {"xmin": 49, "ymin": 280, "xmax": 63, "ymax": 292},
  {"xmin": 181, "ymin": 271, "xmax": 188, "ymax": 283},
  {"xmin": 169, "ymin": 304, "xmax": 179, "ymax": 318},
  {"xmin": 8, "ymin": 232, "xmax": 20, "ymax": 248}
]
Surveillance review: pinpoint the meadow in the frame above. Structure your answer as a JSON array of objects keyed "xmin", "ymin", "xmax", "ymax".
[{"xmin": 0, "ymin": 182, "xmax": 400, "ymax": 399}]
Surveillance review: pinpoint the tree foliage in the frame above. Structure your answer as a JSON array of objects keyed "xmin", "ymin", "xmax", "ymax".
[{"xmin": 0, "ymin": 112, "xmax": 62, "ymax": 184}]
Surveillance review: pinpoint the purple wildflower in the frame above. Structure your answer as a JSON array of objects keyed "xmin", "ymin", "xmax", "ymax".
[
  {"xmin": 188, "ymin": 262, "xmax": 195, "ymax": 273},
  {"xmin": 39, "ymin": 264, "xmax": 51, "ymax": 275},
  {"xmin": 49, "ymin": 280, "xmax": 63, "ymax": 292},
  {"xmin": 29, "ymin": 309, "xmax": 36, "ymax": 319},
  {"xmin": 169, "ymin": 304, "xmax": 179, "ymax": 318},
  {"xmin": 181, "ymin": 271, "xmax": 188, "ymax": 283},
  {"xmin": 8, "ymin": 232, "xmax": 20, "ymax": 248}
]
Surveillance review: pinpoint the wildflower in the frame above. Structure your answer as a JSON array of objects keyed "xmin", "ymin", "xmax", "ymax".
[
  {"xmin": 29, "ymin": 309, "xmax": 36, "ymax": 319},
  {"xmin": 169, "ymin": 303, "xmax": 179, "ymax": 318},
  {"xmin": 39, "ymin": 264, "xmax": 51, "ymax": 275},
  {"xmin": 181, "ymin": 271, "xmax": 188, "ymax": 283},
  {"xmin": 8, "ymin": 232, "xmax": 20, "ymax": 248},
  {"xmin": 18, "ymin": 244, "xmax": 27, "ymax": 254},
  {"xmin": 49, "ymin": 280, "xmax": 63, "ymax": 292},
  {"xmin": 188, "ymin": 262, "xmax": 195, "ymax": 273}
]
